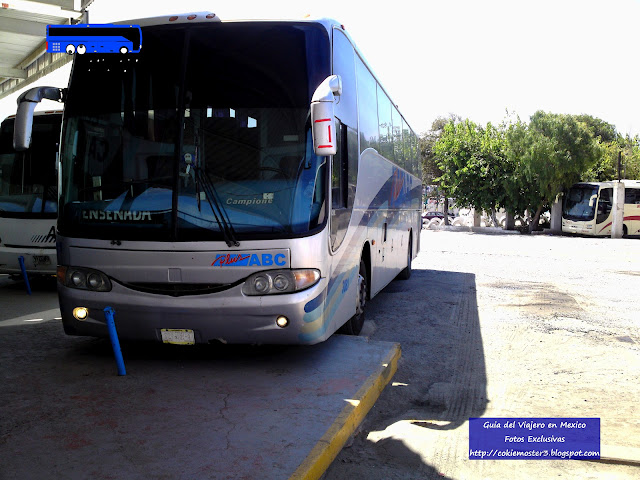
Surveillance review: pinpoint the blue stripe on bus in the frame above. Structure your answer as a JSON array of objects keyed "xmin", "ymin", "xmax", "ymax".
[
  {"xmin": 299, "ymin": 265, "xmax": 357, "ymax": 342},
  {"xmin": 303, "ymin": 289, "xmax": 325, "ymax": 313}
]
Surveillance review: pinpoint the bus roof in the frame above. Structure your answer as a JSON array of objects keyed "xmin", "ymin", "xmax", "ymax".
[
  {"xmin": 573, "ymin": 180, "xmax": 640, "ymax": 188},
  {"xmin": 114, "ymin": 12, "xmax": 220, "ymax": 27},
  {"xmin": 113, "ymin": 12, "xmax": 344, "ymax": 30},
  {"xmin": 114, "ymin": 12, "xmax": 345, "ymax": 34}
]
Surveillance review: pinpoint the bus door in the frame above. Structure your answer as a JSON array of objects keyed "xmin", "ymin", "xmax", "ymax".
[{"xmin": 596, "ymin": 187, "xmax": 613, "ymax": 233}]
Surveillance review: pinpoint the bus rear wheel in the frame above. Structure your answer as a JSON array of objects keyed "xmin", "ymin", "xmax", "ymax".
[{"xmin": 339, "ymin": 259, "xmax": 367, "ymax": 336}]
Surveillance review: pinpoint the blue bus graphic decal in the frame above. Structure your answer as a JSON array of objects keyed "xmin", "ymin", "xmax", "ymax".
[{"xmin": 47, "ymin": 24, "xmax": 142, "ymax": 55}]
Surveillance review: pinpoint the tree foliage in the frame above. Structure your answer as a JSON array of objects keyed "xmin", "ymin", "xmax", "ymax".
[
  {"xmin": 431, "ymin": 110, "xmax": 610, "ymax": 232},
  {"xmin": 420, "ymin": 115, "xmax": 461, "ymax": 221},
  {"xmin": 420, "ymin": 115, "xmax": 460, "ymax": 185},
  {"xmin": 584, "ymin": 133, "xmax": 640, "ymax": 181},
  {"xmin": 505, "ymin": 111, "xmax": 604, "ymax": 229},
  {"xmin": 433, "ymin": 119, "xmax": 513, "ymax": 215}
]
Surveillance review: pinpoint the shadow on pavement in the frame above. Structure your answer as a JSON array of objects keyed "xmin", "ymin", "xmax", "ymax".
[{"xmin": 325, "ymin": 268, "xmax": 487, "ymax": 478}]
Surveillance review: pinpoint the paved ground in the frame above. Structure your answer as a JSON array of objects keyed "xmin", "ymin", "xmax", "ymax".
[
  {"xmin": 0, "ymin": 315, "xmax": 399, "ymax": 480},
  {"xmin": 324, "ymin": 229, "xmax": 640, "ymax": 479},
  {"xmin": 1, "ymin": 230, "xmax": 639, "ymax": 479}
]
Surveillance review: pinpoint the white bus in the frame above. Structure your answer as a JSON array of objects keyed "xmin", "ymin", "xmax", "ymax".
[
  {"xmin": 0, "ymin": 111, "xmax": 61, "ymax": 276},
  {"xmin": 13, "ymin": 14, "xmax": 422, "ymax": 344},
  {"xmin": 562, "ymin": 180, "xmax": 640, "ymax": 237}
]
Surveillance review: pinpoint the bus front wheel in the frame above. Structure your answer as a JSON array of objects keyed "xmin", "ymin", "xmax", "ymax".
[
  {"xmin": 65, "ymin": 44, "xmax": 75, "ymax": 55},
  {"xmin": 339, "ymin": 259, "xmax": 367, "ymax": 336},
  {"xmin": 120, "ymin": 46, "xmax": 128, "ymax": 54}
]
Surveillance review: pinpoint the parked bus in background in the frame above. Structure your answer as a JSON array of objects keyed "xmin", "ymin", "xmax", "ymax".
[
  {"xmin": 0, "ymin": 111, "xmax": 61, "ymax": 277},
  {"xmin": 562, "ymin": 180, "xmax": 640, "ymax": 237},
  {"xmin": 14, "ymin": 13, "xmax": 422, "ymax": 345},
  {"xmin": 47, "ymin": 24, "xmax": 142, "ymax": 55}
]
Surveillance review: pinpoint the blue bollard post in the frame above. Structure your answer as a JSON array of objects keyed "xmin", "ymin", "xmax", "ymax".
[
  {"xmin": 104, "ymin": 307, "xmax": 126, "ymax": 376},
  {"xmin": 17, "ymin": 256, "xmax": 32, "ymax": 296}
]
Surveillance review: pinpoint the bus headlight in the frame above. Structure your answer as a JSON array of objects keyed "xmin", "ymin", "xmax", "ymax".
[
  {"xmin": 253, "ymin": 275, "xmax": 271, "ymax": 294},
  {"xmin": 73, "ymin": 307, "xmax": 89, "ymax": 320},
  {"xmin": 58, "ymin": 266, "xmax": 112, "ymax": 292},
  {"xmin": 242, "ymin": 269, "xmax": 320, "ymax": 296},
  {"xmin": 273, "ymin": 274, "xmax": 290, "ymax": 291}
]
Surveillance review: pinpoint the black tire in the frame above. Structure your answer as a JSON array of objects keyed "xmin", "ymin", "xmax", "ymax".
[
  {"xmin": 339, "ymin": 259, "xmax": 367, "ymax": 336},
  {"xmin": 398, "ymin": 235, "xmax": 412, "ymax": 280}
]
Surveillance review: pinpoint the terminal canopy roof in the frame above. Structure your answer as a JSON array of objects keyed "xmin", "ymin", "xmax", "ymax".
[{"xmin": 0, "ymin": 0, "xmax": 89, "ymax": 101}]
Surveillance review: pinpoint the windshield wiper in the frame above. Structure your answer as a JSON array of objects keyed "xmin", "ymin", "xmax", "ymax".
[{"xmin": 193, "ymin": 166, "xmax": 240, "ymax": 247}]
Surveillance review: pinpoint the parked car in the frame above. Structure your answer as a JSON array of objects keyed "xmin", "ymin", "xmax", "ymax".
[
  {"xmin": 422, "ymin": 211, "xmax": 454, "ymax": 221},
  {"xmin": 422, "ymin": 211, "xmax": 455, "ymax": 228}
]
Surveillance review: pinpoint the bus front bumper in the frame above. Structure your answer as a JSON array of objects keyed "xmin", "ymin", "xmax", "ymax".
[
  {"xmin": 0, "ymin": 249, "xmax": 57, "ymax": 276},
  {"xmin": 58, "ymin": 278, "xmax": 332, "ymax": 345}
]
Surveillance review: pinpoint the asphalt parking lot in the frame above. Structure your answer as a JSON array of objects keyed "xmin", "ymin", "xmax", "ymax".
[
  {"xmin": 325, "ymin": 229, "xmax": 640, "ymax": 479},
  {"xmin": 1, "ymin": 229, "xmax": 639, "ymax": 479}
]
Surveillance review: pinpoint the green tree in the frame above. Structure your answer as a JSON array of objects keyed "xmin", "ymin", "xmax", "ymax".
[
  {"xmin": 620, "ymin": 135, "xmax": 640, "ymax": 179},
  {"xmin": 420, "ymin": 115, "xmax": 460, "ymax": 222},
  {"xmin": 506, "ymin": 111, "xmax": 604, "ymax": 232},
  {"xmin": 584, "ymin": 133, "xmax": 640, "ymax": 181},
  {"xmin": 575, "ymin": 114, "xmax": 617, "ymax": 143},
  {"xmin": 433, "ymin": 119, "xmax": 513, "ymax": 222},
  {"xmin": 420, "ymin": 116, "xmax": 449, "ymax": 184}
]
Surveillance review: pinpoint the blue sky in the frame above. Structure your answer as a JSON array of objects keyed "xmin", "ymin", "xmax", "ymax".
[{"xmin": 2, "ymin": 0, "xmax": 640, "ymax": 137}]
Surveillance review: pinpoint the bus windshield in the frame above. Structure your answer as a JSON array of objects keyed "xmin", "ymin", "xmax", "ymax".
[
  {"xmin": 0, "ymin": 115, "xmax": 59, "ymax": 218},
  {"xmin": 563, "ymin": 184, "xmax": 598, "ymax": 221},
  {"xmin": 59, "ymin": 22, "xmax": 330, "ymax": 242}
]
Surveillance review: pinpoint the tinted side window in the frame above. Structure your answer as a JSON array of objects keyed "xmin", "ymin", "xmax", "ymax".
[
  {"xmin": 332, "ymin": 123, "xmax": 347, "ymax": 209},
  {"xmin": 330, "ymin": 121, "xmax": 350, "ymax": 250},
  {"xmin": 411, "ymin": 129, "xmax": 419, "ymax": 176},
  {"xmin": 356, "ymin": 57, "xmax": 379, "ymax": 153},
  {"xmin": 625, "ymin": 188, "xmax": 640, "ymax": 204},
  {"xmin": 377, "ymin": 84, "xmax": 393, "ymax": 161},
  {"xmin": 332, "ymin": 29, "xmax": 357, "ymax": 128},
  {"xmin": 392, "ymin": 105, "xmax": 403, "ymax": 169},
  {"xmin": 401, "ymin": 119, "xmax": 411, "ymax": 174}
]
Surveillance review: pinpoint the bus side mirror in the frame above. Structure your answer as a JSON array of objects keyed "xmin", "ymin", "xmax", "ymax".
[
  {"xmin": 310, "ymin": 75, "xmax": 342, "ymax": 156},
  {"xmin": 13, "ymin": 86, "xmax": 64, "ymax": 151},
  {"xmin": 588, "ymin": 194, "xmax": 598, "ymax": 207}
]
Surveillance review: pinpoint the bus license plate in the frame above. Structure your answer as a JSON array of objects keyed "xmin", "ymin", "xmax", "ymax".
[
  {"xmin": 160, "ymin": 329, "xmax": 195, "ymax": 345},
  {"xmin": 33, "ymin": 255, "xmax": 51, "ymax": 266}
]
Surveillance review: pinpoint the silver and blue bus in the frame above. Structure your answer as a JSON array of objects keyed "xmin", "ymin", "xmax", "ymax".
[
  {"xmin": 47, "ymin": 24, "xmax": 142, "ymax": 55},
  {"xmin": 14, "ymin": 13, "xmax": 422, "ymax": 344},
  {"xmin": 0, "ymin": 111, "xmax": 61, "ymax": 276}
]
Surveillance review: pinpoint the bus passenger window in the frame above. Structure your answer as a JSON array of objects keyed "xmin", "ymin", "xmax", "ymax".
[
  {"xmin": 625, "ymin": 188, "xmax": 640, "ymax": 205},
  {"xmin": 330, "ymin": 121, "xmax": 349, "ymax": 250},
  {"xmin": 331, "ymin": 122, "xmax": 348, "ymax": 209}
]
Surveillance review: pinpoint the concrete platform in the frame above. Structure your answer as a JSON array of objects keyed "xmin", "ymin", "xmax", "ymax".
[{"xmin": 0, "ymin": 315, "xmax": 399, "ymax": 480}]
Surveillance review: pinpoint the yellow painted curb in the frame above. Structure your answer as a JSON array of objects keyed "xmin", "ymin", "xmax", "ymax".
[{"xmin": 289, "ymin": 342, "xmax": 401, "ymax": 480}]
